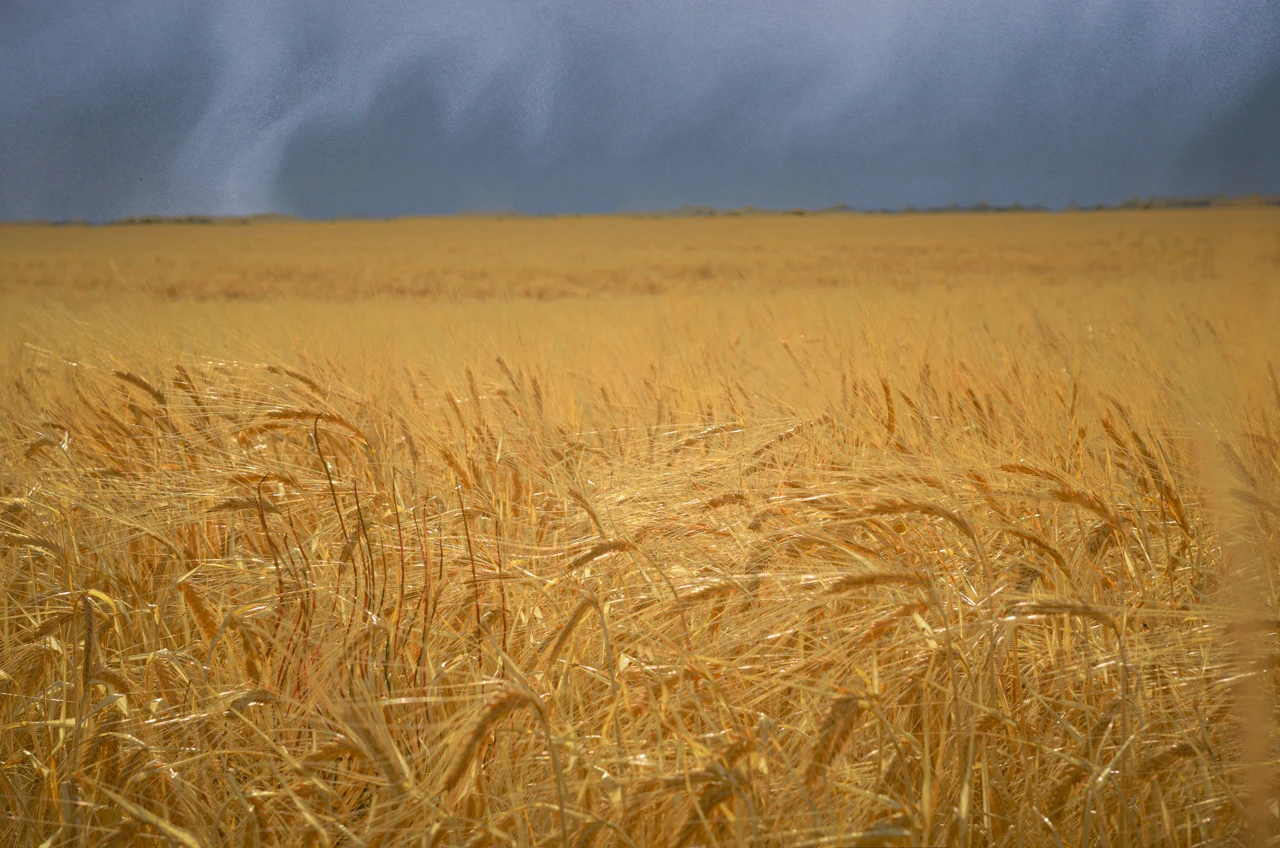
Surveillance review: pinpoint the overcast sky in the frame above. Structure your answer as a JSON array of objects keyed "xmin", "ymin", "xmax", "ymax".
[{"xmin": 1, "ymin": 2, "xmax": 1277, "ymax": 221}]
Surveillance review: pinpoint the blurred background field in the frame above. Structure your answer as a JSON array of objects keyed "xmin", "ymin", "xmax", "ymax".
[
  {"xmin": 2, "ymin": 206, "xmax": 1275, "ymax": 301},
  {"xmin": 1, "ymin": 207, "xmax": 1278, "ymax": 846}
]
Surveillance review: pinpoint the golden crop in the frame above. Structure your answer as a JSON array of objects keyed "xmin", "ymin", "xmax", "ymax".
[{"xmin": 1, "ymin": 207, "xmax": 1277, "ymax": 846}]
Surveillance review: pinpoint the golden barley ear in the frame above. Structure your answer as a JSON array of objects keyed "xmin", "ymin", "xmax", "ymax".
[
  {"xmin": 823, "ymin": 570, "xmax": 927, "ymax": 595},
  {"xmin": 568, "ymin": 538, "xmax": 635, "ymax": 571},
  {"xmin": 674, "ymin": 779, "xmax": 736, "ymax": 848},
  {"xmin": 542, "ymin": 598, "xmax": 594, "ymax": 674},
  {"xmin": 1132, "ymin": 741, "xmax": 1197, "ymax": 783},
  {"xmin": 807, "ymin": 693, "xmax": 869, "ymax": 782},
  {"xmin": 177, "ymin": 581, "xmax": 220, "ymax": 643},
  {"xmin": 442, "ymin": 686, "xmax": 540, "ymax": 793},
  {"xmin": 113, "ymin": 370, "xmax": 167, "ymax": 405}
]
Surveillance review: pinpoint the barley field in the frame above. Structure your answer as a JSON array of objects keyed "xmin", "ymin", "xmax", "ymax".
[{"xmin": 1, "ymin": 207, "xmax": 1278, "ymax": 846}]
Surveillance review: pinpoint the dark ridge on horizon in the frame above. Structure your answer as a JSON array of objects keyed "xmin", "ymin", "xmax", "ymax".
[{"xmin": 6, "ymin": 193, "xmax": 1274, "ymax": 228}]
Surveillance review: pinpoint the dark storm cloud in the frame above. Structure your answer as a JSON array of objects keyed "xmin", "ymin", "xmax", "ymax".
[{"xmin": 1, "ymin": 1, "xmax": 1277, "ymax": 220}]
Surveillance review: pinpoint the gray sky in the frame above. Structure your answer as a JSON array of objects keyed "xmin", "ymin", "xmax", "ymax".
[{"xmin": 2, "ymin": 1, "xmax": 1277, "ymax": 221}]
